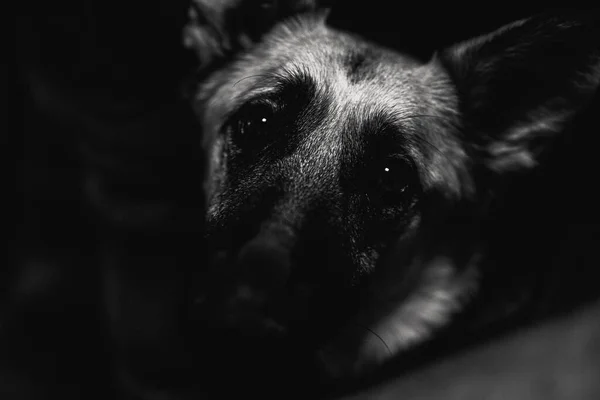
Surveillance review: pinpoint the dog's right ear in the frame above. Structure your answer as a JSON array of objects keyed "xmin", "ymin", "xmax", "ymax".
[
  {"xmin": 183, "ymin": 0, "xmax": 330, "ymax": 71},
  {"xmin": 436, "ymin": 12, "xmax": 600, "ymax": 174}
]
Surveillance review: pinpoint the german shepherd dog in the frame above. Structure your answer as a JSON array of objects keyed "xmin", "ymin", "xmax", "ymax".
[
  {"xmin": 9, "ymin": 2, "xmax": 599, "ymax": 399},
  {"xmin": 184, "ymin": 2, "xmax": 600, "ymax": 392}
]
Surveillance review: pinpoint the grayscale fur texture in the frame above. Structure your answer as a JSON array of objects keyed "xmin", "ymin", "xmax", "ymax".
[{"xmin": 186, "ymin": 2, "xmax": 600, "ymax": 382}]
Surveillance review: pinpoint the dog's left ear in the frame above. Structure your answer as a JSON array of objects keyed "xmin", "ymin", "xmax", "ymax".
[
  {"xmin": 437, "ymin": 12, "xmax": 600, "ymax": 172},
  {"xmin": 184, "ymin": 0, "xmax": 328, "ymax": 71}
]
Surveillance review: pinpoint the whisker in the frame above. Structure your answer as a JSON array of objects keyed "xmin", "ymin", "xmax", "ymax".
[{"xmin": 354, "ymin": 322, "xmax": 392, "ymax": 357}]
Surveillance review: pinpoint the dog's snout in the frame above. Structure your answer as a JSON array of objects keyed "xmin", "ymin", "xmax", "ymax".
[
  {"xmin": 205, "ymin": 224, "xmax": 296, "ymax": 338},
  {"xmin": 236, "ymin": 224, "xmax": 294, "ymax": 292}
]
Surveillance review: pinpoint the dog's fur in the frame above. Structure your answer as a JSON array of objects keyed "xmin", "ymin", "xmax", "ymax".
[{"xmin": 186, "ymin": 2, "xmax": 600, "ymax": 386}]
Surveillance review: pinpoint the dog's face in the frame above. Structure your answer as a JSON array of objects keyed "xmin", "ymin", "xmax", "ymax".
[
  {"xmin": 205, "ymin": 19, "xmax": 460, "ymax": 296},
  {"xmin": 196, "ymin": 13, "xmax": 472, "ymax": 329},
  {"xmin": 189, "ymin": 6, "xmax": 599, "ymax": 381}
]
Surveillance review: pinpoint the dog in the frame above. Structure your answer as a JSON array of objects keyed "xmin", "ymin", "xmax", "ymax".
[
  {"xmin": 184, "ymin": 2, "xmax": 600, "ymax": 391},
  {"xmin": 10, "ymin": 2, "xmax": 599, "ymax": 399}
]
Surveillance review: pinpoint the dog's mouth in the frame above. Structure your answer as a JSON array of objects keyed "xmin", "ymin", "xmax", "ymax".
[
  {"xmin": 192, "ymin": 216, "xmax": 371, "ymax": 383},
  {"xmin": 187, "ymin": 274, "xmax": 358, "ymax": 394},
  {"xmin": 191, "ymin": 267, "xmax": 361, "ymax": 346}
]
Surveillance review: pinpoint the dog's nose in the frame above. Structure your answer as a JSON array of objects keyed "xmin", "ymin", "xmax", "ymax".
[
  {"xmin": 213, "ymin": 226, "xmax": 294, "ymax": 337},
  {"xmin": 236, "ymin": 224, "xmax": 294, "ymax": 293}
]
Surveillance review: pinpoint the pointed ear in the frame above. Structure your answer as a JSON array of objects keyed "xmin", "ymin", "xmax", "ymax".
[
  {"xmin": 183, "ymin": 0, "xmax": 328, "ymax": 70},
  {"xmin": 437, "ymin": 13, "xmax": 600, "ymax": 172}
]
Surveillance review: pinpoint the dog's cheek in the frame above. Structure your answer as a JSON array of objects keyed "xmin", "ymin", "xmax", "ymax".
[{"xmin": 207, "ymin": 136, "xmax": 226, "ymax": 196}]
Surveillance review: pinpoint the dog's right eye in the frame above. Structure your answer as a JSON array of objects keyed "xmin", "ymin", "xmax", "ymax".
[{"xmin": 356, "ymin": 154, "xmax": 420, "ymax": 213}]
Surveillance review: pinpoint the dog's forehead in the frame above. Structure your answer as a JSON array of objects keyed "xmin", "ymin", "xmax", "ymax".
[
  {"xmin": 210, "ymin": 20, "xmax": 426, "ymax": 116},
  {"xmin": 277, "ymin": 30, "xmax": 420, "ymax": 106},
  {"xmin": 200, "ymin": 17, "xmax": 468, "ymax": 200}
]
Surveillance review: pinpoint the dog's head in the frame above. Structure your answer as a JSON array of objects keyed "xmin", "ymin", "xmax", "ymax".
[{"xmin": 187, "ymin": 3, "xmax": 599, "ymax": 381}]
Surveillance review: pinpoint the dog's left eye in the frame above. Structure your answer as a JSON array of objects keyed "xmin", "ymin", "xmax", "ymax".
[{"xmin": 229, "ymin": 101, "xmax": 278, "ymax": 140}]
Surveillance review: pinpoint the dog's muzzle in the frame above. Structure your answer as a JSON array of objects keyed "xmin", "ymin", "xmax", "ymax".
[{"xmin": 196, "ymin": 221, "xmax": 298, "ymax": 338}]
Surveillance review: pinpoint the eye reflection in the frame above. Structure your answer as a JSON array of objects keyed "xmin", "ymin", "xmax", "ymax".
[{"xmin": 231, "ymin": 101, "xmax": 276, "ymax": 138}]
